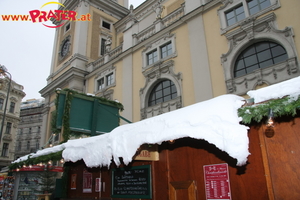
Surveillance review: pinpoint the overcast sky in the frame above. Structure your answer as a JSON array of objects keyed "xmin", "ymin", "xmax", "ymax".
[{"xmin": 0, "ymin": 0, "xmax": 144, "ymax": 101}]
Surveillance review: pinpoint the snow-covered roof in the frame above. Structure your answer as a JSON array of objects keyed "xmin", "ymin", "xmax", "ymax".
[
  {"xmin": 13, "ymin": 76, "xmax": 300, "ymax": 169},
  {"xmin": 247, "ymin": 76, "xmax": 300, "ymax": 103},
  {"xmin": 13, "ymin": 94, "xmax": 250, "ymax": 167},
  {"xmin": 21, "ymin": 98, "xmax": 45, "ymax": 109}
]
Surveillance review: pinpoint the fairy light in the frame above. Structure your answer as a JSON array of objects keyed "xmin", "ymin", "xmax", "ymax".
[{"xmin": 266, "ymin": 109, "xmax": 274, "ymax": 127}]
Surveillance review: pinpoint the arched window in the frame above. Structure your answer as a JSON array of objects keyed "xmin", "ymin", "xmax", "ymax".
[
  {"xmin": 234, "ymin": 41, "xmax": 288, "ymax": 77},
  {"xmin": 148, "ymin": 80, "xmax": 177, "ymax": 107}
]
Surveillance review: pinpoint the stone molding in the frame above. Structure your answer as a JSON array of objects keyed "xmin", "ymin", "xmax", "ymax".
[{"xmin": 221, "ymin": 12, "xmax": 299, "ymax": 95}]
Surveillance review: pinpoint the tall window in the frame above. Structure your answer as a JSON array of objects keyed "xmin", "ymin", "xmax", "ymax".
[
  {"xmin": 147, "ymin": 50, "xmax": 158, "ymax": 65},
  {"xmin": 161, "ymin": 42, "xmax": 172, "ymax": 59},
  {"xmin": 27, "ymin": 141, "xmax": 30, "ymax": 150},
  {"xmin": 9, "ymin": 102, "xmax": 15, "ymax": 113},
  {"xmin": 100, "ymin": 38, "xmax": 106, "ymax": 56},
  {"xmin": 106, "ymin": 73, "xmax": 114, "ymax": 86},
  {"xmin": 225, "ymin": 4, "xmax": 245, "ymax": 26},
  {"xmin": 5, "ymin": 122, "xmax": 12, "ymax": 134},
  {"xmin": 1, "ymin": 143, "xmax": 8, "ymax": 157},
  {"xmin": 18, "ymin": 141, "xmax": 22, "ymax": 151},
  {"xmin": 247, "ymin": 0, "xmax": 271, "ymax": 15},
  {"xmin": 148, "ymin": 80, "xmax": 177, "ymax": 106},
  {"xmin": 0, "ymin": 98, "xmax": 4, "ymax": 110},
  {"xmin": 97, "ymin": 78, "xmax": 105, "ymax": 90},
  {"xmin": 36, "ymin": 139, "xmax": 40, "ymax": 150},
  {"xmin": 29, "ymin": 127, "xmax": 32, "ymax": 134},
  {"xmin": 234, "ymin": 41, "xmax": 288, "ymax": 77}
]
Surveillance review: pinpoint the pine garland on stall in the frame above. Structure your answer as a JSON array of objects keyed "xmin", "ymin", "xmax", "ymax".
[{"xmin": 238, "ymin": 95, "xmax": 300, "ymax": 124}]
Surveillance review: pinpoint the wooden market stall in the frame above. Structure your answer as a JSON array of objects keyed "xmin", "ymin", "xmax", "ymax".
[
  {"xmin": 11, "ymin": 85, "xmax": 300, "ymax": 200},
  {"xmin": 61, "ymin": 112, "xmax": 300, "ymax": 200}
]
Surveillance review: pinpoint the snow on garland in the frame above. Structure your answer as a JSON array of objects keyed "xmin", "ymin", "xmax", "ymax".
[{"xmin": 238, "ymin": 94, "xmax": 300, "ymax": 124}]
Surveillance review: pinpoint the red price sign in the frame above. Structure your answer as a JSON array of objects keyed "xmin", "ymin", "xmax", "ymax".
[{"xmin": 203, "ymin": 163, "xmax": 231, "ymax": 200}]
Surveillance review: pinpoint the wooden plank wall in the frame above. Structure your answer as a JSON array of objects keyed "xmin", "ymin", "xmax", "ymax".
[{"xmin": 259, "ymin": 115, "xmax": 300, "ymax": 199}]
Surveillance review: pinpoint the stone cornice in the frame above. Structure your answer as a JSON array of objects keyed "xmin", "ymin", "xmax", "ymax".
[
  {"xmin": 40, "ymin": 67, "xmax": 88, "ymax": 96},
  {"xmin": 115, "ymin": 0, "xmax": 161, "ymax": 33},
  {"xmin": 90, "ymin": 0, "xmax": 129, "ymax": 19},
  {"xmin": 47, "ymin": 53, "xmax": 88, "ymax": 82}
]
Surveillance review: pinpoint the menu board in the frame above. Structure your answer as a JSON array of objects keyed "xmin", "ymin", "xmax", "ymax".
[
  {"xmin": 203, "ymin": 163, "xmax": 231, "ymax": 200},
  {"xmin": 112, "ymin": 165, "xmax": 152, "ymax": 199}
]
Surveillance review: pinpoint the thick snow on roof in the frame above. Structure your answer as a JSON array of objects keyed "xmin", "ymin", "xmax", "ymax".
[
  {"xmin": 14, "ymin": 76, "xmax": 300, "ymax": 168},
  {"xmin": 247, "ymin": 76, "xmax": 300, "ymax": 103},
  {"xmin": 14, "ymin": 94, "xmax": 250, "ymax": 167}
]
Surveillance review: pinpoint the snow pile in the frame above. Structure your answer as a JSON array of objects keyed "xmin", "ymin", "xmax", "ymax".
[
  {"xmin": 14, "ymin": 94, "xmax": 250, "ymax": 167},
  {"xmin": 62, "ymin": 94, "xmax": 250, "ymax": 167},
  {"xmin": 247, "ymin": 76, "xmax": 300, "ymax": 103}
]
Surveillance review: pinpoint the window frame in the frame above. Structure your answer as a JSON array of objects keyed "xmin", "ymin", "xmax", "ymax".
[
  {"xmin": 148, "ymin": 79, "xmax": 178, "ymax": 107},
  {"xmin": 218, "ymin": 0, "xmax": 279, "ymax": 33},
  {"xmin": 18, "ymin": 141, "xmax": 22, "ymax": 151},
  {"xmin": 101, "ymin": 19, "xmax": 112, "ymax": 31},
  {"xmin": 27, "ymin": 141, "xmax": 30, "ymax": 150},
  {"xmin": 9, "ymin": 102, "xmax": 15, "ymax": 113},
  {"xmin": 220, "ymin": 13, "xmax": 299, "ymax": 95},
  {"xmin": 100, "ymin": 37, "xmax": 107, "ymax": 56},
  {"xmin": 234, "ymin": 41, "xmax": 288, "ymax": 77},
  {"xmin": 95, "ymin": 66, "xmax": 116, "ymax": 93},
  {"xmin": 225, "ymin": 3, "xmax": 245, "ymax": 26},
  {"xmin": 97, "ymin": 77, "xmax": 105, "ymax": 90},
  {"xmin": 1, "ymin": 143, "xmax": 9, "ymax": 157},
  {"xmin": 143, "ymin": 33, "xmax": 176, "ymax": 69},
  {"xmin": 0, "ymin": 98, "xmax": 4, "ymax": 110},
  {"xmin": 64, "ymin": 22, "xmax": 71, "ymax": 33},
  {"xmin": 160, "ymin": 42, "xmax": 173, "ymax": 59},
  {"xmin": 5, "ymin": 122, "xmax": 12, "ymax": 134},
  {"xmin": 247, "ymin": 0, "xmax": 271, "ymax": 15},
  {"xmin": 36, "ymin": 139, "xmax": 40, "ymax": 150},
  {"xmin": 147, "ymin": 49, "xmax": 158, "ymax": 65},
  {"xmin": 106, "ymin": 73, "xmax": 114, "ymax": 86}
]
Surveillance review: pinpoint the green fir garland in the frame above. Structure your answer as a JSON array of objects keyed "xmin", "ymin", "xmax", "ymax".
[
  {"xmin": 62, "ymin": 90, "xmax": 73, "ymax": 142},
  {"xmin": 10, "ymin": 92, "xmax": 300, "ymax": 171},
  {"xmin": 9, "ymin": 151, "xmax": 63, "ymax": 170},
  {"xmin": 238, "ymin": 95, "xmax": 300, "ymax": 124}
]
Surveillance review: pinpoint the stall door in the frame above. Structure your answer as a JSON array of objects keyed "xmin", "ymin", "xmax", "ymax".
[{"xmin": 169, "ymin": 180, "xmax": 197, "ymax": 200}]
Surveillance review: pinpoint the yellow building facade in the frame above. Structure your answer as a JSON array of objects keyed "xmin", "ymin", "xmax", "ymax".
[{"xmin": 40, "ymin": 0, "xmax": 300, "ymax": 143}]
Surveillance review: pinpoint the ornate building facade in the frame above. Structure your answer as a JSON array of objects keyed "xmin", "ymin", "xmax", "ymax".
[
  {"xmin": 14, "ymin": 99, "xmax": 45, "ymax": 160},
  {"xmin": 0, "ymin": 77, "xmax": 25, "ymax": 168},
  {"xmin": 40, "ymin": 0, "xmax": 300, "ymax": 144}
]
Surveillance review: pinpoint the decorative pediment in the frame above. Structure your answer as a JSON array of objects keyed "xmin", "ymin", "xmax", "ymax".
[
  {"xmin": 10, "ymin": 96, "xmax": 18, "ymax": 103},
  {"xmin": 3, "ymin": 134, "xmax": 12, "ymax": 141},
  {"xmin": 0, "ymin": 93, "xmax": 6, "ymax": 99},
  {"xmin": 220, "ymin": 12, "xmax": 299, "ymax": 95}
]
